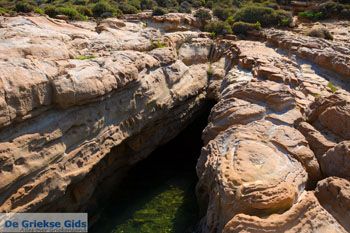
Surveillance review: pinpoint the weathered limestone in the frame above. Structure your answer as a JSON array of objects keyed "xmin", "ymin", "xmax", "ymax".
[
  {"xmin": 316, "ymin": 177, "xmax": 350, "ymax": 232},
  {"xmin": 1, "ymin": 13, "xmax": 350, "ymax": 233},
  {"xmin": 0, "ymin": 15, "xmax": 211, "ymax": 214}
]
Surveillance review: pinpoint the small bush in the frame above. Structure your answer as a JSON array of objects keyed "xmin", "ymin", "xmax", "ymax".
[
  {"xmin": 34, "ymin": 7, "xmax": 44, "ymax": 15},
  {"xmin": 232, "ymin": 21, "xmax": 261, "ymax": 35},
  {"xmin": 118, "ymin": 3, "xmax": 139, "ymax": 14},
  {"xmin": 75, "ymin": 55, "xmax": 96, "ymax": 60},
  {"xmin": 76, "ymin": 5, "xmax": 93, "ymax": 17},
  {"xmin": 92, "ymin": 1, "xmax": 117, "ymax": 17},
  {"xmin": 15, "ymin": 1, "xmax": 34, "ymax": 13},
  {"xmin": 298, "ymin": 11, "xmax": 324, "ymax": 21},
  {"xmin": 151, "ymin": 39, "xmax": 166, "ymax": 48},
  {"xmin": 204, "ymin": 20, "xmax": 232, "ymax": 35},
  {"xmin": 274, "ymin": 9, "xmax": 292, "ymax": 26},
  {"xmin": 234, "ymin": 5, "xmax": 292, "ymax": 27},
  {"xmin": 140, "ymin": 0, "xmax": 157, "ymax": 10},
  {"xmin": 57, "ymin": 7, "xmax": 87, "ymax": 20},
  {"xmin": 73, "ymin": 0, "xmax": 87, "ymax": 5},
  {"xmin": 213, "ymin": 6, "xmax": 234, "ymax": 21},
  {"xmin": 207, "ymin": 64, "xmax": 213, "ymax": 76},
  {"xmin": 327, "ymin": 82, "xmax": 337, "ymax": 93},
  {"xmin": 307, "ymin": 26, "xmax": 333, "ymax": 40},
  {"xmin": 194, "ymin": 8, "xmax": 212, "ymax": 22},
  {"xmin": 156, "ymin": 0, "xmax": 178, "ymax": 8},
  {"xmin": 152, "ymin": 7, "xmax": 167, "ymax": 15},
  {"xmin": 190, "ymin": 0, "xmax": 205, "ymax": 7},
  {"xmin": 44, "ymin": 5, "xmax": 59, "ymax": 17},
  {"xmin": 179, "ymin": 1, "xmax": 192, "ymax": 13},
  {"xmin": 0, "ymin": 7, "xmax": 9, "ymax": 14}
]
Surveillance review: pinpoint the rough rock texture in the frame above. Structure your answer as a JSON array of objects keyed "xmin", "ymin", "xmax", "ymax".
[
  {"xmin": 315, "ymin": 177, "xmax": 350, "ymax": 232},
  {"xmin": 197, "ymin": 23, "xmax": 350, "ymax": 233},
  {"xmin": 319, "ymin": 141, "xmax": 350, "ymax": 179},
  {"xmin": 0, "ymin": 15, "xmax": 211, "ymax": 214},
  {"xmin": 1, "ymin": 14, "xmax": 350, "ymax": 233}
]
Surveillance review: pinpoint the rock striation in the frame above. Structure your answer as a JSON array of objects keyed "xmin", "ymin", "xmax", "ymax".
[
  {"xmin": 197, "ymin": 24, "xmax": 350, "ymax": 233},
  {"xmin": 0, "ymin": 13, "xmax": 350, "ymax": 233},
  {"xmin": 0, "ymin": 15, "xmax": 211, "ymax": 214}
]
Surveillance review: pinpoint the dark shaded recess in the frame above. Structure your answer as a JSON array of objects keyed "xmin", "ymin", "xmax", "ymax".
[{"xmin": 90, "ymin": 100, "xmax": 215, "ymax": 233}]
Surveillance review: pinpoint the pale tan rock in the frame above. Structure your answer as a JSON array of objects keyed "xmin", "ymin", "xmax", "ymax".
[
  {"xmin": 197, "ymin": 120, "xmax": 309, "ymax": 232},
  {"xmin": 265, "ymin": 29, "xmax": 350, "ymax": 77},
  {"xmin": 297, "ymin": 121, "xmax": 336, "ymax": 159},
  {"xmin": 223, "ymin": 192, "xmax": 347, "ymax": 233},
  {"xmin": 320, "ymin": 141, "xmax": 350, "ymax": 179},
  {"xmin": 315, "ymin": 177, "xmax": 350, "ymax": 232},
  {"xmin": 0, "ymin": 15, "xmax": 210, "ymax": 214}
]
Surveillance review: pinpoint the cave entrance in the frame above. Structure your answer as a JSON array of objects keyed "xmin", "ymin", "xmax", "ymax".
[{"xmin": 90, "ymin": 101, "xmax": 214, "ymax": 233}]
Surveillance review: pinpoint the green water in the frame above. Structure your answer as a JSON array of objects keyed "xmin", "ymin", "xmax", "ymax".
[
  {"xmin": 90, "ymin": 107, "xmax": 213, "ymax": 233},
  {"xmin": 108, "ymin": 175, "xmax": 198, "ymax": 233}
]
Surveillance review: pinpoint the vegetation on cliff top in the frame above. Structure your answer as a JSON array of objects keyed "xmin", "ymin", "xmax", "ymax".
[{"xmin": 0, "ymin": 0, "xmax": 348, "ymax": 36}]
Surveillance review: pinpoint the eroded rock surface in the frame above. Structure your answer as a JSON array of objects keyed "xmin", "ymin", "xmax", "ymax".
[
  {"xmin": 197, "ymin": 24, "xmax": 350, "ymax": 233},
  {"xmin": 0, "ymin": 15, "xmax": 211, "ymax": 213},
  {"xmin": 1, "ymin": 14, "xmax": 350, "ymax": 233}
]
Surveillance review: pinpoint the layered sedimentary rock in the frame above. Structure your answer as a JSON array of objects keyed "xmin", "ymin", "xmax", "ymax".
[
  {"xmin": 1, "ymin": 13, "xmax": 350, "ymax": 233},
  {"xmin": 197, "ymin": 24, "xmax": 350, "ymax": 233},
  {"xmin": 0, "ymin": 15, "xmax": 212, "ymax": 213}
]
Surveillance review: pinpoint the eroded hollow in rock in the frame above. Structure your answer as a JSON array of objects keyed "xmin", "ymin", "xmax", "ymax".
[{"xmin": 89, "ymin": 101, "xmax": 215, "ymax": 233}]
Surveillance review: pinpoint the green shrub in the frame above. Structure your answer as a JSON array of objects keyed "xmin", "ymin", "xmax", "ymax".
[
  {"xmin": 15, "ymin": 1, "xmax": 34, "ymax": 13},
  {"xmin": 307, "ymin": 26, "xmax": 333, "ymax": 40},
  {"xmin": 128, "ymin": 0, "xmax": 141, "ymax": 10},
  {"xmin": 56, "ymin": 7, "xmax": 87, "ymax": 20},
  {"xmin": 0, "ymin": 7, "xmax": 9, "ymax": 14},
  {"xmin": 232, "ymin": 21, "xmax": 261, "ymax": 35},
  {"xmin": 327, "ymin": 82, "xmax": 337, "ymax": 93},
  {"xmin": 298, "ymin": 11, "xmax": 324, "ymax": 20},
  {"xmin": 151, "ymin": 39, "xmax": 166, "ymax": 48},
  {"xmin": 92, "ymin": 1, "xmax": 118, "ymax": 17},
  {"xmin": 204, "ymin": 20, "xmax": 232, "ymax": 35},
  {"xmin": 44, "ymin": 5, "xmax": 59, "ymax": 17},
  {"xmin": 34, "ymin": 7, "xmax": 44, "ymax": 15},
  {"xmin": 118, "ymin": 3, "xmax": 139, "ymax": 14},
  {"xmin": 156, "ymin": 0, "xmax": 178, "ymax": 8},
  {"xmin": 299, "ymin": 1, "xmax": 350, "ymax": 20},
  {"xmin": 213, "ymin": 6, "xmax": 234, "ymax": 21},
  {"xmin": 190, "ymin": 0, "xmax": 205, "ymax": 7},
  {"xmin": 73, "ymin": 0, "xmax": 87, "ymax": 5},
  {"xmin": 205, "ymin": 0, "xmax": 213, "ymax": 8},
  {"xmin": 140, "ymin": 0, "xmax": 156, "ymax": 10},
  {"xmin": 234, "ymin": 5, "xmax": 292, "ymax": 27},
  {"xmin": 75, "ymin": 55, "xmax": 96, "ymax": 60},
  {"xmin": 76, "ymin": 5, "xmax": 93, "ymax": 17},
  {"xmin": 179, "ymin": 1, "xmax": 192, "ymax": 13},
  {"xmin": 207, "ymin": 64, "xmax": 213, "ymax": 76},
  {"xmin": 194, "ymin": 8, "xmax": 212, "ymax": 22},
  {"xmin": 152, "ymin": 7, "xmax": 167, "ymax": 15},
  {"xmin": 274, "ymin": 9, "xmax": 292, "ymax": 26}
]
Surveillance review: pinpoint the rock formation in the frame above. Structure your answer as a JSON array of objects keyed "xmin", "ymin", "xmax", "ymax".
[{"xmin": 0, "ymin": 13, "xmax": 350, "ymax": 233}]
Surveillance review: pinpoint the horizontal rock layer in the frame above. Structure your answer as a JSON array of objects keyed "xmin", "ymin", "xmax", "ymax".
[{"xmin": 1, "ymin": 14, "xmax": 350, "ymax": 233}]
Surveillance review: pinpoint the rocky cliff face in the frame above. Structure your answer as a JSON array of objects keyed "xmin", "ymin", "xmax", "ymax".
[{"xmin": 0, "ymin": 13, "xmax": 350, "ymax": 233}]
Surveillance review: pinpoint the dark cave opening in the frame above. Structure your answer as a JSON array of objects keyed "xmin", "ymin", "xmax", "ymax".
[{"xmin": 90, "ymin": 101, "xmax": 215, "ymax": 233}]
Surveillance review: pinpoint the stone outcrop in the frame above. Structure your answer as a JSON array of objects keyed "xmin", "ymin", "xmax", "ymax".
[
  {"xmin": 315, "ymin": 177, "xmax": 350, "ymax": 232},
  {"xmin": 197, "ymin": 25, "xmax": 350, "ymax": 233},
  {"xmin": 0, "ymin": 15, "xmax": 211, "ymax": 214},
  {"xmin": 1, "ymin": 13, "xmax": 350, "ymax": 233}
]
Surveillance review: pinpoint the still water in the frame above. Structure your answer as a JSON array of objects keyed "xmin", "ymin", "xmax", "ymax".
[{"xmin": 90, "ymin": 107, "xmax": 212, "ymax": 233}]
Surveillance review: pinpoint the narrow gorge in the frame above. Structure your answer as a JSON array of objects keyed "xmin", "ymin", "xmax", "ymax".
[{"xmin": 0, "ymin": 11, "xmax": 350, "ymax": 233}]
